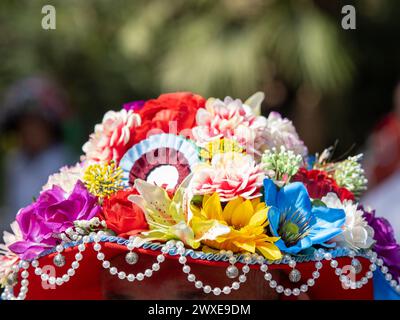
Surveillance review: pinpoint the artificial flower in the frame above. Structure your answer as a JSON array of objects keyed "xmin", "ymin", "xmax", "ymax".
[
  {"xmin": 199, "ymin": 138, "xmax": 244, "ymax": 162},
  {"xmin": 129, "ymin": 176, "xmax": 230, "ymax": 249},
  {"xmin": 362, "ymin": 207, "xmax": 400, "ymax": 280},
  {"xmin": 82, "ymin": 109, "xmax": 141, "ymax": 164},
  {"xmin": 0, "ymin": 221, "xmax": 23, "ymax": 286},
  {"xmin": 42, "ymin": 163, "xmax": 85, "ymax": 194},
  {"xmin": 101, "ymin": 188, "xmax": 149, "ymax": 237},
  {"xmin": 83, "ymin": 161, "xmax": 124, "ymax": 198},
  {"xmin": 261, "ymin": 146, "xmax": 303, "ymax": 187},
  {"xmin": 292, "ymin": 168, "xmax": 355, "ymax": 201},
  {"xmin": 333, "ymin": 155, "xmax": 368, "ymax": 197},
  {"xmin": 134, "ymin": 92, "xmax": 206, "ymax": 143},
  {"xmin": 190, "ymin": 193, "xmax": 282, "ymax": 260},
  {"xmin": 192, "ymin": 96, "xmax": 268, "ymax": 155},
  {"xmin": 123, "ymin": 100, "xmax": 145, "ymax": 112},
  {"xmin": 264, "ymin": 179, "xmax": 346, "ymax": 254},
  {"xmin": 9, "ymin": 181, "xmax": 101, "ymax": 260},
  {"xmin": 321, "ymin": 193, "xmax": 375, "ymax": 250},
  {"xmin": 263, "ymin": 112, "xmax": 308, "ymax": 157},
  {"xmin": 191, "ymin": 152, "xmax": 265, "ymax": 201}
]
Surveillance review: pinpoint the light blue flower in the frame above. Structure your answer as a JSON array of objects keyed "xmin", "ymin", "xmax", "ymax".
[{"xmin": 263, "ymin": 178, "xmax": 346, "ymax": 254}]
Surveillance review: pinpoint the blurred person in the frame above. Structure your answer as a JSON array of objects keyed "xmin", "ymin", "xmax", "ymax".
[
  {"xmin": 0, "ymin": 76, "xmax": 74, "ymax": 230},
  {"xmin": 362, "ymin": 81, "xmax": 400, "ymax": 240}
]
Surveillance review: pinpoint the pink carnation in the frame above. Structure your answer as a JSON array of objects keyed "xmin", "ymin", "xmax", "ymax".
[
  {"xmin": 191, "ymin": 152, "xmax": 265, "ymax": 201},
  {"xmin": 83, "ymin": 109, "xmax": 141, "ymax": 164},
  {"xmin": 192, "ymin": 97, "xmax": 268, "ymax": 155}
]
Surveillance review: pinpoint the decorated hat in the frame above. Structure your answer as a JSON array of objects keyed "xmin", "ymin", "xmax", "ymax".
[{"xmin": 1, "ymin": 92, "xmax": 399, "ymax": 300}]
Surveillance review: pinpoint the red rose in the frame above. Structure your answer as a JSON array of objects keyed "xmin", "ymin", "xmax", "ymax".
[
  {"xmin": 292, "ymin": 168, "xmax": 354, "ymax": 201},
  {"xmin": 101, "ymin": 188, "xmax": 149, "ymax": 237},
  {"xmin": 134, "ymin": 92, "xmax": 206, "ymax": 143}
]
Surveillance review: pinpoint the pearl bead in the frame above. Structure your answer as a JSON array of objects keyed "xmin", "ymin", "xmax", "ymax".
[
  {"xmin": 335, "ymin": 268, "xmax": 342, "ymax": 276},
  {"xmin": 330, "ymin": 260, "xmax": 338, "ymax": 268},
  {"xmin": 276, "ymin": 285, "xmax": 284, "ymax": 293},
  {"xmin": 109, "ymin": 267, "xmax": 118, "ymax": 275},
  {"xmin": 307, "ymin": 279, "xmax": 315, "ymax": 287},
  {"xmin": 289, "ymin": 269, "xmax": 301, "ymax": 283},
  {"xmin": 243, "ymin": 256, "xmax": 252, "ymax": 264},
  {"xmin": 21, "ymin": 271, "xmax": 29, "ymax": 279},
  {"xmin": 102, "ymin": 260, "xmax": 110, "ymax": 268},
  {"xmin": 177, "ymin": 247, "xmax": 185, "ymax": 255},
  {"xmin": 136, "ymin": 273, "xmax": 144, "ymax": 281},
  {"xmin": 213, "ymin": 287, "xmax": 221, "ymax": 296},
  {"xmin": 21, "ymin": 279, "xmax": 29, "ymax": 286},
  {"xmin": 125, "ymin": 252, "xmax": 139, "ymax": 265},
  {"xmin": 385, "ymin": 273, "xmax": 393, "ymax": 281},
  {"xmin": 21, "ymin": 261, "xmax": 29, "ymax": 269},
  {"xmin": 75, "ymin": 253, "xmax": 83, "ymax": 261},
  {"xmin": 223, "ymin": 286, "xmax": 231, "ymax": 295},
  {"xmin": 381, "ymin": 266, "xmax": 389, "ymax": 274},
  {"xmin": 53, "ymin": 254, "xmax": 66, "ymax": 267},
  {"xmin": 157, "ymin": 255, "xmax": 165, "ymax": 263},
  {"xmin": 256, "ymin": 256, "xmax": 264, "ymax": 264},
  {"xmin": 312, "ymin": 271, "xmax": 320, "ymax": 279},
  {"xmin": 228, "ymin": 257, "xmax": 236, "ymax": 264},
  {"xmin": 56, "ymin": 278, "xmax": 63, "ymax": 286},
  {"xmin": 264, "ymin": 273, "xmax": 272, "ymax": 281},
  {"xmin": 178, "ymin": 256, "xmax": 187, "ymax": 264},
  {"xmin": 152, "ymin": 263, "xmax": 160, "ymax": 271},
  {"xmin": 127, "ymin": 274, "xmax": 135, "ymax": 282},
  {"xmin": 62, "ymin": 275, "xmax": 70, "ymax": 282},
  {"xmin": 239, "ymin": 275, "xmax": 247, "ymax": 283},
  {"xmin": 31, "ymin": 260, "xmax": 39, "ymax": 268},
  {"xmin": 300, "ymin": 284, "xmax": 308, "ymax": 292},
  {"xmin": 351, "ymin": 258, "xmax": 362, "ymax": 274},
  {"xmin": 71, "ymin": 261, "xmax": 79, "ymax": 269},
  {"xmin": 376, "ymin": 259, "xmax": 384, "ymax": 266},
  {"xmin": 284, "ymin": 288, "xmax": 292, "ymax": 296},
  {"xmin": 182, "ymin": 265, "xmax": 191, "ymax": 273},
  {"xmin": 34, "ymin": 268, "xmax": 42, "ymax": 275},
  {"xmin": 203, "ymin": 285, "xmax": 211, "ymax": 294},
  {"xmin": 366, "ymin": 271, "xmax": 373, "ymax": 279},
  {"xmin": 396, "ymin": 285, "xmax": 400, "ymax": 294},
  {"xmin": 324, "ymin": 253, "xmax": 332, "ymax": 260},
  {"xmin": 226, "ymin": 265, "xmax": 239, "ymax": 279},
  {"xmin": 118, "ymin": 271, "xmax": 126, "ymax": 279},
  {"xmin": 78, "ymin": 244, "xmax": 86, "ymax": 252},
  {"xmin": 144, "ymin": 269, "xmax": 153, "ymax": 277},
  {"xmin": 97, "ymin": 253, "xmax": 105, "ymax": 260},
  {"xmin": 260, "ymin": 264, "xmax": 268, "ymax": 272},
  {"xmin": 195, "ymin": 281, "xmax": 203, "ymax": 289},
  {"xmin": 390, "ymin": 280, "xmax": 397, "ymax": 287},
  {"xmin": 232, "ymin": 282, "xmax": 240, "ymax": 290},
  {"xmin": 288, "ymin": 260, "xmax": 296, "ymax": 268},
  {"xmin": 293, "ymin": 288, "xmax": 300, "ymax": 296},
  {"xmin": 269, "ymin": 280, "xmax": 277, "ymax": 288},
  {"xmin": 82, "ymin": 236, "xmax": 90, "ymax": 243},
  {"xmin": 68, "ymin": 268, "xmax": 75, "ymax": 276},
  {"xmin": 41, "ymin": 274, "xmax": 49, "ymax": 281},
  {"xmin": 187, "ymin": 274, "xmax": 196, "ymax": 282},
  {"xmin": 242, "ymin": 265, "xmax": 250, "ymax": 274},
  {"xmin": 56, "ymin": 245, "xmax": 64, "ymax": 252},
  {"xmin": 369, "ymin": 264, "xmax": 377, "ymax": 271},
  {"xmin": 127, "ymin": 243, "xmax": 135, "ymax": 250},
  {"xmin": 93, "ymin": 243, "xmax": 101, "ymax": 251},
  {"xmin": 226, "ymin": 250, "xmax": 233, "ymax": 257}
]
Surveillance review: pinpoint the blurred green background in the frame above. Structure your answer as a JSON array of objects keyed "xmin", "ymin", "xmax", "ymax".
[{"xmin": 1, "ymin": 0, "xmax": 400, "ymax": 212}]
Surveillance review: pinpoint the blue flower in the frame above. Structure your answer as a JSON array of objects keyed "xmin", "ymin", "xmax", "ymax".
[{"xmin": 263, "ymin": 178, "xmax": 346, "ymax": 254}]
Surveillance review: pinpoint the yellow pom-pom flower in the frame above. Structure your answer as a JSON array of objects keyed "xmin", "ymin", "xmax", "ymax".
[
  {"xmin": 190, "ymin": 193, "xmax": 282, "ymax": 260},
  {"xmin": 83, "ymin": 161, "xmax": 123, "ymax": 198},
  {"xmin": 199, "ymin": 138, "xmax": 244, "ymax": 162}
]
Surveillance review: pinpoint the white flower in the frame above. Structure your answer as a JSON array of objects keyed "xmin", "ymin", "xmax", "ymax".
[
  {"xmin": 264, "ymin": 112, "xmax": 308, "ymax": 157},
  {"xmin": 0, "ymin": 221, "xmax": 23, "ymax": 286},
  {"xmin": 42, "ymin": 163, "xmax": 85, "ymax": 194},
  {"xmin": 321, "ymin": 193, "xmax": 375, "ymax": 250}
]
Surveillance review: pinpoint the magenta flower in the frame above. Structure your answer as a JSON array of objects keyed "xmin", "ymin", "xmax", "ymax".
[{"xmin": 9, "ymin": 181, "xmax": 101, "ymax": 260}]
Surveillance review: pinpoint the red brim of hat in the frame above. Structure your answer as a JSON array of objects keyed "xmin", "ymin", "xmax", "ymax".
[{"xmin": 16, "ymin": 242, "xmax": 373, "ymax": 300}]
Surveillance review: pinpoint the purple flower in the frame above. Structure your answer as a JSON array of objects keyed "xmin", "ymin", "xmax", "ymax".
[
  {"xmin": 122, "ymin": 100, "xmax": 145, "ymax": 112},
  {"xmin": 9, "ymin": 181, "xmax": 101, "ymax": 260},
  {"xmin": 362, "ymin": 206, "xmax": 400, "ymax": 280}
]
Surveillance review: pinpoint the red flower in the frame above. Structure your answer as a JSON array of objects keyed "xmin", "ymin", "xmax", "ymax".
[
  {"xmin": 292, "ymin": 168, "xmax": 354, "ymax": 201},
  {"xmin": 135, "ymin": 92, "xmax": 206, "ymax": 143},
  {"xmin": 101, "ymin": 188, "xmax": 149, "ymax": 237}
]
